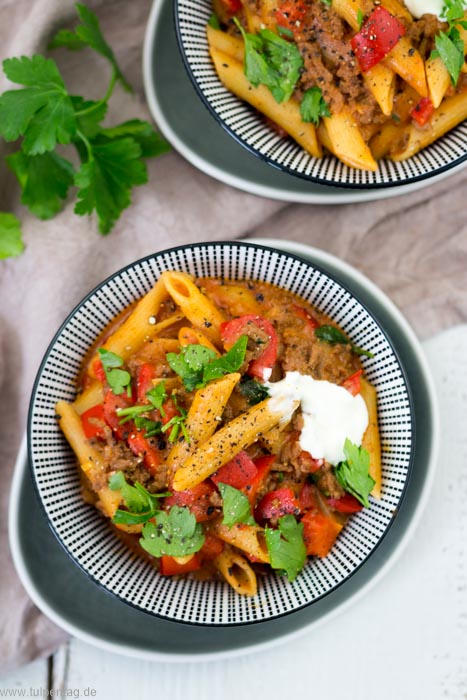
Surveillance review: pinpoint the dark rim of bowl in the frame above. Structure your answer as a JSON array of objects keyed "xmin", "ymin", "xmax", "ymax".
[
  {"xmin": 172, "ymin": 1, "xmax": 467, "ymax": 191},
  {"xmin": 27, "ymin": 241, "xmax": 416, "ymax": 627}
]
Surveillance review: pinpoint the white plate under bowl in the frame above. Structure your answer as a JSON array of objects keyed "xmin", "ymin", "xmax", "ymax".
[
  {"xmin": 9, "ymin": 240, "xmax": 439, "ymax": 661},
  {"xmin": 143, "ymin": 0, "xmax": 467, "ymax": 202}
]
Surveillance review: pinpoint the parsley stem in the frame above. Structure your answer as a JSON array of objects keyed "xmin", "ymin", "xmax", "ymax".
[
  {"xmin": 74, "ymin": 70, "xmax": 118, "ymax": 117},
  {"xmin": 76, "ymin": 128, "xmax": 94, "ymax": 161}
]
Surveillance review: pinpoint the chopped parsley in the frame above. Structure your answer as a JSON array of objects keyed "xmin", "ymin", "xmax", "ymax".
[
  {"xmin": 238, "ymin": 377, "xmax": 270, "ymax": 405},
  {"xmin": 97, "ymin": 348, "xmax": 132, "ymax": 395},
  {"xmin": 218, "ymin": 482, "xmax": 256, "ymax": 528},
  {"xmin": 140, "ymin": 506, "xmax": 205, "ymax": 558},
  {"xmin": 300, "ymin": 87, "xmax": 330, "ymax": 125},
  {"xmin": 431, "ymin": 1, "xmax": 467, "ymax": 85},
  {"xmin": 160, "ymin": 395, "xmax": 190, "ymax": 444},
  {"xmin": 234, "ymin": 18, "xmax": 303, "ymax": 103},
  {"xmin": 264, "ymin": 515, "xmax": 307, "ymax": 582},
  {"xmin": 314, "ymin": 325, "xmax": 374, "ymax": 358},
  {"xmin": 167, "ymin": 335, "xmax": 248, "ymax": 391},
  {"xmin": 334, "ymin": 439, "xmax": 375, "ymax": 508},
  {"xmin": 108, "ymin": 471, "xmax": 168, "ymax": 525}
]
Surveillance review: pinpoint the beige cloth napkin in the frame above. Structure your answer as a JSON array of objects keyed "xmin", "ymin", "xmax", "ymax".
[{"xmin": 1, "ymin": 0, "xmax": 466, "ymax": 675}]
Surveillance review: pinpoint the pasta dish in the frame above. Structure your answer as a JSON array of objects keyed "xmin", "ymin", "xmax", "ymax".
[
  {"xmin": 207, "ymin": 0, "xmax": 467, "ymax": 170},
  {"xmin": 56, "ymin": 271, "xmax": 381, "ymax": 596}
]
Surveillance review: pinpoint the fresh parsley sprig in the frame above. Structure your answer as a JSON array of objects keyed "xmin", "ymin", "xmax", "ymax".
[
  {"xmin": 218, "ymin": 482, "xmax": 256, "ymax": 528},
  {"xmin": 0, "ymin": 3, "xmax": 170, "ymax": 258},
  {"xmin": 432, "ymin": 1, "xmax": 467, "ymax": 85},
  {"xmin": 315, "ymin": 325, "xmax": 374, "ymax": 358},
  {"xmin": 334, "ymin": 439, "xmax": 375, "ymax": 508},
  {"xmin": 108, "ymin": 471, "xmax": 169, "ymax": 526},
  {"xmin": 234, "ymin": 18, "xmax": 303, "ymax": 103},
  {"xmin": 300, "ymin": 87, "xmax": 330, "ymax": 125},
  {"xmin": 98, "ymin": 348, "xmax": 132, "ymax": 396},
  {"xmin": 264, "ymin": 515, "xmax": 307, "ymax": 582},
  {"xmin": 140, "ymin": 506, "xmax": 205, "ymax": 558},
  {"xmin": 167, "ymin": 336, "xmax": 248, "ymax": 391}
]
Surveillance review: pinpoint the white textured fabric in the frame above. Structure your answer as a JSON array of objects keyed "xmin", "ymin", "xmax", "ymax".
[{"xmin": 1, "ymin": 0, "xmax": 467, "ymax": 675}]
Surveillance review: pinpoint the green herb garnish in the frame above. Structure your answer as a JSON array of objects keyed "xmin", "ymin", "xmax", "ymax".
[
  {"xmin": 0, "ymin": 3, "xmax": 170, "ymax": 251},
  {"xmin": 300, "ymin": 87, "xmax": 330, "ymax": 125},
  {"xmin": 238, "ymin": 377, "xmax": 270, "ymax": 405},
  {"xmin": 234, "ymin": 18, "xmax": 303, "ymax": 103},
  {"xmin": 431, "ymin": 1, "xmax": 467, "ymax": 85},
  {"xmin": 97, "ymin": 348, "xmax": 132, "ymax": 396},
  {"xmin": 108, "ymin": 472, "xmax": 169, "ymax": 525},
  {"xmin": 167, "ymin": 336, "xmax": 248, "ymax": 391},
  {"xmin": 218, "ymin": 482, "xmax": 256, "ymax": 528},
  {"xmin": 334, "ymin": 439, "xmax": 375, "ymax": 508},
  {"xmin": 264, "ymin": 515, "xmax": 307, "ymax": 582},
  {"xmin": 160, "ymin": 395, "xmax": 190, "ymax": 444},
  {"xmin": 314, "ymin": 325, "xmax": 374, "ymax": 358},
  {"xmin": 140, "ymin": 506, "xmax": 205, "ymax": 558},
  {"xmin": 0, "ymin": 213, "xmax": 24, "ymax": 259}
]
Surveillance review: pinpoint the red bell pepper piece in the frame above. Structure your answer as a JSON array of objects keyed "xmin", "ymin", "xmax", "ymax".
[
  {"xmin": 161, "ymin": 397, "xmax": 179, "ymax": 425},
  {"xmin": 299, "ymin": 480, "xmax": 320, "ymax": 511},
  {"xmin": 127, "ymin": 431, "xmax": 161, "ymax": 477},
  {"xmin": 341, "ymin": 369, "xmax": 363, "ymax": 396},
  {"xmin": 243, "ymin": 454, "xmax": 275, "ymax": 505},
  {"xmin": 135, "ymin": 363, "xmax": 157, "ymax": 403},
  {"xmin": 298, "ymin": 449, "xmax": 324, "ymax": 473},
  {"xmin": 351, "ymin": 7, "xmax": 406, "ymax": 73},
  {"xmin": 275, "ymin": 1, "xmax": 306, "ymax": 33},
  {"xmin": 92, "ymin": 357, "xmax": 107, "ymax": 383},
  {"xmin": 164, "ymin": 481, "xmax": 217, "ymax": 522},
  {"xmin": 410, "ymin": 97, "xmax": 434, "ymax": 127},
  {"xmin": 301, "ymin": 511, "xmax": 343, "ymax": 557},
  {"xmin": 327, "ymin": 493, "xmax": 363, "ymax": 513},
  {"xmin": 220, "ymin": 314, "xmax": 278, "ymax": 380},
  {"xmin": 199, "ymin": 534, "xmax": 225, "ymax": 561},
  {"xmin": 255, "ymin": 487, "xmax": 301, "ymax": 521},
  {"xmin": 80, "ymin": 404, "xmax": 106, "ymax": 440},
  {"xmin": 220, "ymin": 0, "xmax": 242, "ymax": 13},
  {"xmin": 103, "ymin": 388, "xmax": 134, "ymax": 440},
  {"xmin": 292, "ymin": 303, "xmax": 320, "ymax": 332},
  {"xmin": 211, "ymin": 451, "xmax": 258, "ymax": 490},
  {"xmin": 159, "ymin": 554, "xmax": 202, "ymax": 576}
]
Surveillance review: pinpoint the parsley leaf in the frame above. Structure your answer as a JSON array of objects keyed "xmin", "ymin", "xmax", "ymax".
[
  {"xmin": 0, "ymin": 55, "xmax": 77, "ymax": 154},
  {"xmin": 315, "ymin": 325, "xmax": 374, "ymax": 358},
  {"xmin": 140, "ymin": 506, "xmax": 205, "ymax": 558},
  {"xmin": 264, "ymin": 515, "xmax": 307, "ymax": 582},
  {"xmin": 234, "ymin": 19, "xmax": 303, "ymax": 103},
  {"xmin": 238, "ymin": 377, "xmax": 270, "ymax": 405},
  {"xmin": 7, "ymin": 151, "xmax": 74, "ymax": 219},
  {"xmin": 134, "ymin": 416, "xmax": 163, "ymax": 437},
  {"xmin": 97, "ymin": 348, "xmax": 132, "ymax": 395},
  {"xmin": 334, "ymin": 439, "xmax": 375, "ymax": 508},
  {"xmin": 300, "ymin": 87, "xmax": 330, "ymax": 125},
  {"xmin": 208, "ymin": 13, "xmax": 221, "ymax": 29},
  {"xmin": 74, "ymin": 137, "xmax": 148, "ymax": 235},
  {"xmin": 49, "ymin": 2, "xmax": 131, "ymax": 91},
  {"xmin": 108, "ymin": 472, "xmax": 169, "ymax": 525},
  {"xmin": 218, "ymin": 482, "xmax": 256, "ymax": 528},
  {"xmin": 96, "ymin": 120, "xmax": 172, "ymax": 158},
  {"xmin": 0, "ymin": 213, "xmax": 24, "ymax": 259},
  {"xmin": 167, "ymin": 337, "xmax": 248, "ymax": 391},
  {"xmin": 433, "ymin": 28, "xmax": 465, "ymax": 85}
]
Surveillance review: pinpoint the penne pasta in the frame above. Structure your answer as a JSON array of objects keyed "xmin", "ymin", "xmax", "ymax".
[
  {"xmin": 212, "ymin": 521, "xmax": 270, "ymax": 564},
  {"xmin": 161, "ymin": 271, "xmax": 226, "ymax": 346},
  {"xmin": 322, "ymin": 109, "xmax": 377, "ymax": 171},
  {"xmin": 73, "ymin": 380, "xmax": 104, "ymax": 415},
  {"xmin": 213, "ymin": 549, "xmax": 258, "ymax": 596},
  {"xmin": 172, "ymin": 398, "xmax": 298, "ymax": 491},
  {"xmin": 383, "ymin": 38, "xmax": 428, "ymax": 98},
  {"xmin": 178, "ymin": 327, "xmax": 220, "ymax": 355}
]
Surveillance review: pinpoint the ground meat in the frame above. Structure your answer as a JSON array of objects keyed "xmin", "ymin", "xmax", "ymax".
[
  {"xmin": 405, "ymin": 14, "xmax": 445, "ymax": 55},
  {"xmin": 313, "ymin": 463, "xmax": 345, "ymax": 499}
]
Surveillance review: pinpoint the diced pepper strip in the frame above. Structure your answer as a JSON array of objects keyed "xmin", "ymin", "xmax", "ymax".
[
  {"xmin": 199, "ymin": 534, "xmax": 225, "ymax": 561},
  {"xmin": 410, "ymin": 97, "xmax": 434, "ymax": 127},
  {"xmin": 243, "ymin": 454, "xmax": 275, "ymax": 505},
  {"xmin": 351, "ymin": 7, "xmax": 406, "ymax": 73},
  {"xmin": 341, "ymin": 369, "xmax": 363, "ymax": 396},
  {"xmin": 220, "ymin": 314, "xmax": 278, "ymax": 380},
  {"xmin": 103, "ymin": 388, "xmax": 134, "ymax": 441},
  {"xmin": 80, "ymin": 404, "xmax": 106, "ymax": 440},
  {"xmin": 211, "ymin": 451, "xmax": 258, "ymax": 490},
  {"xmin": 255, "ymin": 487, "xmax": 301, "ymax": 521},
  {"xmin": 159, "ymin": 554, "xmax": 202, "ymax": 576},
  {"xmin": 220, "ymin": 0, "xmax": 242, "ymax": 13},
  {"xmin": 127, "ymin": 431, "xmax": 161, "ymax": 477},
  {"xmin": 327, "ymin": 493, "xmax": 363, "ymax": 513},
  {"xmin": 92, "ymin": 357, "xmax": 106, "ymax": 383},
  {"xmin": 275, "ymin": 1, "xmax": 306, "ymax": 34},
  {"xmin": 292, "ymin": 303, "xmax": 320, "ymax": 331},
  {"xmin": 164, "ymin": 481, "xmax": 217, "ymax": 522},
  {"xmin": 136, "ymin": 363, "xmax": 157, "ymax": 403},
  {"xmin": 301, "ymin": 511, "xmax": 343, "ymax": 557}
]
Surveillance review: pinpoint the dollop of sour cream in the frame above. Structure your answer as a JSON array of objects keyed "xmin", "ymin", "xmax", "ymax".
[
  {"xmin": 403, "ymin": 0, "xmax": 451, "ymax": 20},
  {"xmin": 266, "ymin": 371, "xmax": 369, "ymax": 466}
]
